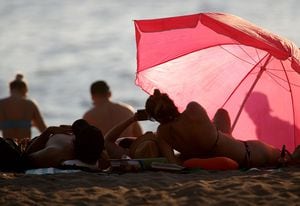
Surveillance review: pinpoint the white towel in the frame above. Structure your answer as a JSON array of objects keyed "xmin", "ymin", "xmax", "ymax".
[
  {"xmin": 25, "ymin": 168, "xmax": 81, "ymax": 175},
  {"xmin": 62, "ymin": 159, "xmax": 99, "ymax": 170}
]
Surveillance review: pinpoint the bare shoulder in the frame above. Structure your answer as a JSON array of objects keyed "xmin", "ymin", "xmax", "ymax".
[
  {"xmin": 0, "ymin": 97, "xmax": 10, "ymax": 105},
  {"xmin": 46, "ymin": 133, "xmax": 74, "ymax": 147},
  {"xmin": 183, "ymin": 101, "xmax": 209, "ymax": 121},
  {"xmin": 0, "ymin": 98, "xmax": 4, "ymax": 107},
  {"xmin": 25, "ymin": 98, "xmax": 40, "ymax": 108},
  {"xmin": 157, "ymin": 124, "xmax": 171, "ymax": 139},
  {"xmin": 114, "ymin": 102, "xmax": 135, "ymax": 114},
  {"xmin": 185, "ymin": 101, "xmax": 206, "ymax": 113},
  {"xmin": 83, "ymin": 108, "xmax": 94, "ymax": 118}
]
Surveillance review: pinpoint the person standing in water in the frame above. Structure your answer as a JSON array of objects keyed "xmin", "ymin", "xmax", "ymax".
[
  {"xmin": 83, "ymin": 80, "xmax": 143, "ymax": 138},
  {"xmin": 0, "ymin": 74, "xmax": 47, "ymax": 150}
]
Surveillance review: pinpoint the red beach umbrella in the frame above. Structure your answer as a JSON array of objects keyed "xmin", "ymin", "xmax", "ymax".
[{"xmin": 134, "ymin": 12, "xmax": 300, "ymax": 152}]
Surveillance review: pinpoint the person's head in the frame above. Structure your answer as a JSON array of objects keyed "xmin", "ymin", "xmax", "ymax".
[
  {"xmin": 71, "ymin": 119, "xmax": 90, "ymax": 136},
  {"xmin": 9, "ymin": 74, "xmax": 28, "ymax": 96},
  {"xmin": 90, "ymin": 81, "xmax": 111, "ymax": 100},
  {"xmin": 244, "ymin": 92, "xmax": 271, "ymax": 120},
  {"xmin": 72, "ymin": 119, "xmax": 104, "ymax": 164},
  {"xmin": 145, "ymin": 89, "xmax": 180, "ymax": 124}
]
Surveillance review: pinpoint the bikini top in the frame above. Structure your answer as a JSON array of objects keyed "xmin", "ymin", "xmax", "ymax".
[
  {"xmin": 0, "ymin": 120, "xmax": 31, "ymax": 129},
  {"xmin": 0, "ymin": 106, "xmax": 32, "ymax": 129}
]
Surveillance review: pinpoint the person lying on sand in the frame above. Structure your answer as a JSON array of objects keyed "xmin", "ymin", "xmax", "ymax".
[
  {"xmin": 104, "ymin": 110, "xmax": 161, "ymax": 160},
  {"xmin": 144, "ymin": 89, "xmax": 300, "ymax": 168},
  {"xmin": 24, "ymin": 119, "xmax": 108, "ymax": 169}
]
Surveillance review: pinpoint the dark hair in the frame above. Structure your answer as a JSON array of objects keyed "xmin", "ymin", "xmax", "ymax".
[
  {"xmin": 71, "ymin": 119, "xmax": 90, "ymax": 136},
  {"xmin": 118, "ymin": 138, "xmax": 135, "ymax": 149},
  {"xmin": 145, "ymin": 89, "xmax": 180, "ymax": 123},
  {"xmin": 72, "ymin": 120, "xmax": 104, "ymax": 164},
  {"xmin": 9, "ymin": 74, "xmax": 27, "ymax": 92},
  {"xmin": 90, "ymin": 81, "xmax": 110, "ymax": 96}
]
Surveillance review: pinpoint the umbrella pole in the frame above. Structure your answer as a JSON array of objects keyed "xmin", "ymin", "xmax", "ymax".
[{"xmin": 231, "ymin": 54, "xmax": 272, "ymax": 132}]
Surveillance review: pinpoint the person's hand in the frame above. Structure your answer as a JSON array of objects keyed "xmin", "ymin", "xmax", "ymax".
[
  {"xmin": 60, "ymin": 124, "xmax": 72, "ymax": 129},
  {"xmin": 134, "ymin": 109, "xmax": 150, "ymax": 121},
  {"xmin": 47, "ymin": 126, "xmax": 73, "ymax": 135}
]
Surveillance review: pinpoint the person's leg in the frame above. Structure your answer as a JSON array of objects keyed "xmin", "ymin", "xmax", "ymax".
[{"xmin": 213, "ymin": 108, "xmax": 232, "ymax": 135}]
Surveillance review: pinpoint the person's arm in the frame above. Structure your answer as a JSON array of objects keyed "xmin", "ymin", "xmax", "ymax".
[
  {"xmin": 131, "ymin": 121, "xmax": 143, "ymax": 137},
  {"xmin": 24, "ymin": 126, "xmax": 72, "ymax": 155},
  {"xmin": 156, "ymin": 126, "xmax": 182, "ymax": 165},
  {"xmin": 26, "ymin": 146, "xmax": 65, "ymax": 168},
  {"xmin": 31, "ymin": 102, "xmax": 47, "ymax": 132},
  {"xmin": 104, "ymin": 116, "xmax": 136, "ymax": 159},
  {"xmin": 98, "ymin": 150, "xmax": 111, "ymax": 170}
]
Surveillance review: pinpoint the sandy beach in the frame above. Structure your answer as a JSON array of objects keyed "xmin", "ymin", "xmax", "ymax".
[{"xmin": 1, "ymin": 167, "xmax": 300, "ymax": 205}]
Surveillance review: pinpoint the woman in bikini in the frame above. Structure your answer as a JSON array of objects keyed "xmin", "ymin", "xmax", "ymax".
[
  {"xmin": 144, "ymin": 89, "xmax": 296, "ymax": 168},
  {"xmin": 0, "ymin": 74, "xmax": 47, "ymax": 150},
  {"xmin": 104, "ymin": 109, "xmax": 160, "ymax": 160},
  {"xmin": 24, "ymin": 119, "xmax": 106, "ymax": 169}
]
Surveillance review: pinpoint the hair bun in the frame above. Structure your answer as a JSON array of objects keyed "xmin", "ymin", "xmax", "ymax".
[
  {"xmin": 15, "ymin": 73, "xmax": 24, "ymax": 81},
  {"xmin": 153, "ymin": 89, "xmax": 161, "ymax": 97}
]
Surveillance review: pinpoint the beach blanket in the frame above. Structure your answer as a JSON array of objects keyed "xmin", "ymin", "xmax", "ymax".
[
  {"xmin": 25, "ymin": 159, "xmax": 100, "ymax": 175},
  {"xmin": 25, "ymin": 168, "xmax": 81, "ymax": 175}
]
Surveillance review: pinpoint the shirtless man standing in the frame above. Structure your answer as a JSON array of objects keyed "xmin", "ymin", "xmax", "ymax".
[
  {"xmin": 83, "ymin": 81, "xmax": 143, "ymax": 138},
  {"xmin": 144, "ymin": 89, "xmax": 289, "ymax": 168},
  {"xmin": 0, "ymin": 74, "xmax": 47, "ymax": 149}
]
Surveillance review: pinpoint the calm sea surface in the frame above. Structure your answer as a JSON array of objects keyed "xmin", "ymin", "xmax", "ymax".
[{"xmin": 0, "ymin": 0, "xmax": 299, "ymax": 135}]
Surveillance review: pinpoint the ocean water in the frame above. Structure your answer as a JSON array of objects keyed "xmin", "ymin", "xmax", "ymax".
[{"xmin": 0, "ymin": 0, "xmax": 299, "ymax": 135}]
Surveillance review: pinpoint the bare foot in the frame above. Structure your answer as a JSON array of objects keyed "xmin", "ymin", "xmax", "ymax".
[{"xmin": 213, "ymin": 108, "xmax": 232, "ymax": 135}]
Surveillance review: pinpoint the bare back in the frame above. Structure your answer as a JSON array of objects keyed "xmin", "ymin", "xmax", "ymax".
[
  {"xmin": 157, "ymin": 102, "xmax": 281, "ymax": 167},
  {"xmin": 28, "ymin": 134, "xmax": 75, "ymax": 168},
  {"xmin": 158, "ymin": 102, "xmax": 219, "ymax": 158},
  {"xmin": 0, "ymin": 97, "xmax": 46, "ymax": 142},
  {"xmin": 83, "ymin": 101, "xmax": 142, "ymax": 137}
]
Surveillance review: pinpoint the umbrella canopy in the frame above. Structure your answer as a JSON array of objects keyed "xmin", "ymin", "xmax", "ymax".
[{"xmin": 134, "ymin": 12, "xmax": 300, "ymax": 152}]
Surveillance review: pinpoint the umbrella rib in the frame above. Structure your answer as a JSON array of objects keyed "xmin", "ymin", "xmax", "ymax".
[
  {"xmin": 266, "ymin": 70, "xmax": 300, "ymax": 88},
  {"xmin": 280, "ymin": 60, "xmax": 297, "ymax": 148},
  {"xmin": 255, "ymin": 48, "xmax": 262, "ymax": 63},
  {"xmin": 267, "ymin": 68, "xmax": 296, "ymax": 72},
  {"xmin": 237, "ymin": 45, "xmax": 260, "ymax": 64},
  {"xmin": 219, "ymin": 45, "xmax": 256, "ymax": 66},
  {"xmin": 265, "ymin": 71, "xmax": 291, "ymax": 92},
  {"xmin": 221, "ymin": 53, "xmax": 269, "ymax": 108},
  {"xmin": 231, "ymin": 54, "xmax": 272, "ymax": 131},
  {"xmin": 139, "ymin": 44, "xmax": 253, "ymax": 72}
]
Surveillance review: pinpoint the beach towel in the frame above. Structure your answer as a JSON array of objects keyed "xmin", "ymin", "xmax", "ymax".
[
  {"xmin": 25, "ymin": 160, "xmax": 102, "ymax": 175},
  {"xmin": 25, "ymin": 167, "xmax": 81, "ymax": 175},
  {"xmin": 62, "ymin": 159, "xmax": 100, "ymax": 170}
]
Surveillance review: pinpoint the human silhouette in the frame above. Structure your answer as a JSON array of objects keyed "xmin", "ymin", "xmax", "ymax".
[
  {"xmin": 83, "ymin": 80, "xmax": 143, "ymax": 138},
  {"xmin": 0, "ymin": 74, "xmax": 47, "ymax": 150},
  {"xmin": 244, "ymin": 92, "xmax": 298, "ymax": 152}
]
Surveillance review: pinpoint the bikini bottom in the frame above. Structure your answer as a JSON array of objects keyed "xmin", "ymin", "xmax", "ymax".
[{"xmin": 240, "ymin": 141, "xmax": 251, "ymax": 169}]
